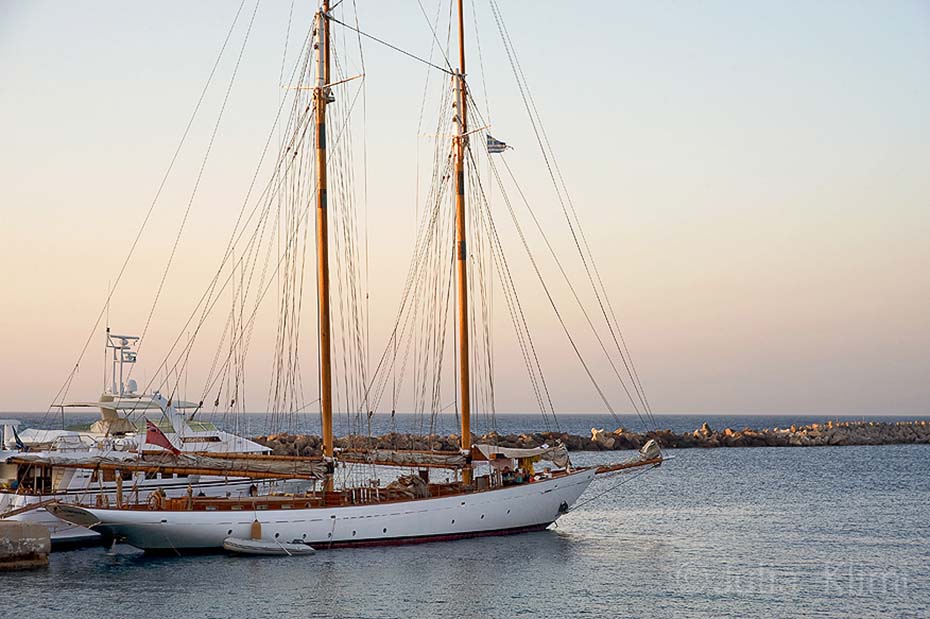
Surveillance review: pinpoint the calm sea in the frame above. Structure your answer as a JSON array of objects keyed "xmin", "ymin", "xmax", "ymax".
[
  {"xmin": 8, "ymin": 410, "xmax": 928, "ymax": 437},
  {"xmin": 4, "ymin": 413, "xmax": 929, "ymax": 618}
]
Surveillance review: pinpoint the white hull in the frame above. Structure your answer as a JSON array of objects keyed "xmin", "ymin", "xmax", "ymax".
[
  {"xmin": 52, "ymin": 468, "xmax": 597, "ymax": 551},
  {"xmin": 5, "ymin": 507, "xmax": 102, "ymax": 544},
  {"xmin": 3, "ymin": 477, "xmax": 310, "ymax": 545}
]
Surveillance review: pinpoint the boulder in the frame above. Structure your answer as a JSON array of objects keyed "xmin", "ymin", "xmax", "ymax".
[{"xmin": 590, "ymin": 428, "xmax": 615, "ymax": 449}]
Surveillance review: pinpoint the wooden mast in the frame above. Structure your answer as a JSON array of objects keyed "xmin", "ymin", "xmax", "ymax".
[
  {"xmin": 454, "ymin": 0, "xmax": 472, "ymax": 484},
  {"xmin": 315, "ymin": 0, "xmax": 334, "ymax": 491}
]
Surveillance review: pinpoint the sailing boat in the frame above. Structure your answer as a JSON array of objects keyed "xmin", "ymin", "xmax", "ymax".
[{"xmin": 49, "ymin": 0, "xmax": 663, "ymax": 551}]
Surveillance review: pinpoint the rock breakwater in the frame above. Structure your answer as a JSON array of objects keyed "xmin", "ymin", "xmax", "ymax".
[{"xmin": 253, "ymin": 419, "xmax": 930, "ymax": 456}]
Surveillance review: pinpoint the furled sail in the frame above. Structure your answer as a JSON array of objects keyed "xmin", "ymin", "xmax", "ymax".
[
  {"xmin": 7, "ymin": 453, "xmax": 328, "ymax": 481},
  {"xmin": 338, "ymin": 449, "xmax": 468, "ymax": 469},
  {"xmin": 471, "ymin": 444, "xmax": 570, "ymax": 468}
]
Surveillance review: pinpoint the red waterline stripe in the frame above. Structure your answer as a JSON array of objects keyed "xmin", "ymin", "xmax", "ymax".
[{"xmin": 311, "ymin": 522, "xmax": 553, "ymax": 550}]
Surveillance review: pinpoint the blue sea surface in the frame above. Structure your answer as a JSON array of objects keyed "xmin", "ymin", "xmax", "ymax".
[{"xmin": 3, "ymin": 421, "xmax": 929, "ymax": 618}]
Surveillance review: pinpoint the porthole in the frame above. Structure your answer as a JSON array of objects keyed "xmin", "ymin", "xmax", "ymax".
[
  {"xmin": 506, "ymin": 509, "xmax": 510, "ymax": 515},
  {"xmin": 327, "ymin": 532, "xmax": 332, "ymax": 538},
  {"xmin": 302, "ymin": 533, "xmax": 307, "ymax": 539},
  {"xmin": 274, "ymin": 533, "xmax": 280, "ymax": 539},
  {"xmin": 451, "ymin": 519, "xmax": 455, "ymax": 524},
  {"xmin": 227, "ymin": 529, "xmax": 233, "ymax": 535},
  {"xmin": 352, "ymin": 530, "xmax": 357, "ymax": 536},
  {"xmin": 480, "ymin": 514, "xmax": 485, "ymax": 519},
  {"xmin": 382, "ymin": 527, "xmax": 387, "ymax": 533}
]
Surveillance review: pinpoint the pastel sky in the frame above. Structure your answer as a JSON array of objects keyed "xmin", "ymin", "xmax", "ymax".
[{"xmin": 0, "ymin": 1, "xmax": 927, "ymax": 416}]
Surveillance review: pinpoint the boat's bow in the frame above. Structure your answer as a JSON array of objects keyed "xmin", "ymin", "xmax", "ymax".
[{"xmin": 46, "ymin": 504, "xmax": 102, "ymax": 530}]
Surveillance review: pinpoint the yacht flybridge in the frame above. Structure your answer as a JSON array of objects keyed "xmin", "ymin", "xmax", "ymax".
[
  {"xmin": 17, "ymin": 331, "xmax": 268, "ymax": 454},
  {"xmin": 49, "ymin": 0, "xmax": 666, "ymax": 552}
]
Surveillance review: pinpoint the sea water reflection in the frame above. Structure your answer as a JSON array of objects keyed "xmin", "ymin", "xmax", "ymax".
[{"xmin": 5, "ymin": 445, "xmax": 929, "ymax": 619}]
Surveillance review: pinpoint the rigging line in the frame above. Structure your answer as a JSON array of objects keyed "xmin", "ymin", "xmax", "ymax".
[
  {"xmin": 198, "ymin": 155, "xmax": 281, "ymax": 409},
  {"xmin": 478, "ymin": 189, "xmax": 551, "ymax": 427},
  {"xmin": 568, "ymin": 463, "xmax": 660, "ymax": 513},
  {"xmin": 468, "ymin": 0, "xmax": 491, "ymax": 125},
  {"xmin": 489, "ymin": 17, "xmax": 655, "ymax": 430},
  {"xmin": 148, "ymin": 41, "xmax": 317, "ymax": 395},
  {"xmin": 494, "ymin": 13, "xmax": 651, "ymax": 420},
  {"xmin": 144, "ymin": 99, "xmax": 319, "ymax": 403},
  {"xmin": 350, "ymin": 0, "xmax": 371, "ymax": 415},
  {"xmin": 467, "ymin": 143, "xmax": 620, "ymax": 425},
  {"xmin": 172, "ymin": 16, "xmax": 316, "ymax": 371},
  {"xmin": 415, "ymin": 0, "xmax": 455, "ymax": 73},
  {"xmin": 135, "ymin": 0, "xmax": 262, "ymax": 374},
  {"xmin": 271, "ymin": 32, "xmax": 296, "ymax": 398},
  {"xmin": 196, "ymin": 179, "xmax": 316, "ymax": 403},
  {"xmin": 413, "ymin": 0, "xmax": 444, "ymax": 266},
  {"xmin": 409, "ymin": 84, "xmax": 449, "ymax": 418},
  {"xmin": 361, "ymin": 153, "xmax": 455, "ymax": 412},
  {"xmin": 467, "ymin": 165, "xmax": 498, "ymax": 426},
  {"xmin": 490, "ymin": 1, "xmax": 654, "ymax": 425},
  {"xmin": 44, "ymin": 0, "xmax": 249, "ymax": 413},
  {"xmin": 495, "ymin": 150, "xmax": 648, "ymax": 423},
  {"xmin": 464, "ymin": 150, "xmax": 554, "ymax": 426},
  {"xmin": 326, "ymin": 15, "xmax": 455, "ymax": 75},
  {"xmin": 226, "ymin": 119, "xmax": 309, "ymax": 414},
  {"xmin": 388, "ymin": 153, "xmax": 452, "ymax": 416},
  {"xmin": 469, "ymin": 0, "xmax": 495, "ymax": 428}
]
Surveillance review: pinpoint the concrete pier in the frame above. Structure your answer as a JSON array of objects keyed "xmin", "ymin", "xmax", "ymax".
[{"xmin": 0, "ymin": 521, "xmax": 51, "ymax": 570}]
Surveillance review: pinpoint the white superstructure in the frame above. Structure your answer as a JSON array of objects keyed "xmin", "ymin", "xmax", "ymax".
[{"xmin": 0, "ymin": 334, "xmax": 293, "ymax": 544}]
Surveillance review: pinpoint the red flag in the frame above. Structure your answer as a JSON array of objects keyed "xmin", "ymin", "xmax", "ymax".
[{"xmin": 145, "ymin": 420, "xmax": 181, "ymax": 455}]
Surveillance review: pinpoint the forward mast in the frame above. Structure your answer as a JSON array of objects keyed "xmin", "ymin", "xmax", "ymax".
[
  {"xmin": 454, "ymin": 0, "xmax": 472, "ymax": 483},
  {"xmin": 315, "ymin": 0, "xmax": 335, "ymax": 491}
]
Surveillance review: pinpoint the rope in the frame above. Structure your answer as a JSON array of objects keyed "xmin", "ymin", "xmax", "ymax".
[
  {"xmin": 44, "ymin": 0, "xmax": 250, "ymax": 418},
  {"xmin": 568, "ymin": 463, "xmax": 659, "ymax": 513},
  {"xmin": 488, "ymin": 1, "xmax": 658, "ymax": 430},
  {"xmin": 327, "ymin": 15, "xmax": 454, "ymax": 76},
  {"xmin": 133, "ymin": 21, "xmax": 319, "ymax": 407},
  {"xmin": 134, "ymin": 0, "xmax": 262, "ymax": 379}
]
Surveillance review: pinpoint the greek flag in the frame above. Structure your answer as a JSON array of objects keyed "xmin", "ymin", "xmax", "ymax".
[
  {"xmin": 12, "ymin": 425, "xmax": 25, "ymax": 450},
  {"xmin": 486, "ymin": 134, "xmax": 510, "ymax": 154}
]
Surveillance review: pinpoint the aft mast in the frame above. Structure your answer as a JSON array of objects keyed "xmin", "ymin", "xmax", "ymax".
[
  {"xmin": 315, "ymin": 0, "xmax": 335, "ymax": 491},
  {"xmin": 454, "ymin": 0, "xmax": 472, "ymax": 483}
]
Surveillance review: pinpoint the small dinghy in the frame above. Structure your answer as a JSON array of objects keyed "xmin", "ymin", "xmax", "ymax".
[
  {"xmin": 223, "ymin": 536, "xmax": 316, "ymax": 556},
  {"xmin": 223, "ymin": 519, "xmax": 315, "ymax": 556}
]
